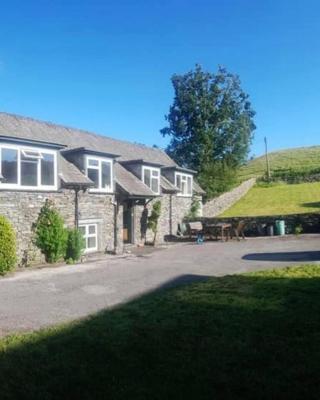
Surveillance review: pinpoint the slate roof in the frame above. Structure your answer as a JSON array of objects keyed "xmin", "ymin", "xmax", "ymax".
[
  {"xmin": 0, "ymin": 112, "xmax": 205, "ymax": 195},
  {"xmin": 59, "ymin": 156, "xmax": 94, "ymax": 187},
  {"xmin": 0, "ymin": 112, "xmax": 176, "ymax": 166},
  {"xmin": 193, "ymin": 180, "xmax": 206, "ymax": 195},
  {"xmin": 114, "ymin": 163, "xmax": 156, "ymax": 198},
  {"xmin": 161, "ymin": 176, "xmax": 179, "ymax": 193}
]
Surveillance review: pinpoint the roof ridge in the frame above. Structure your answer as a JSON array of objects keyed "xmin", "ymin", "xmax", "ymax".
[{"xmin": 0, "ymin": 111, "xmax": 171, "ymax": 158}]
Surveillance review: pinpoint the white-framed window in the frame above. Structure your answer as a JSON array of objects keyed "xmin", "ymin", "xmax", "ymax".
[
  {"xmin": 175, "ymin": 172, "xmax": 193, "ymax": 197},
  {"xmin": 142, "ymin": 166, "xmax": 160, "ymax": 194},
  {"xmin": 0, "ymin": 143, "xmax": 57, "ymax": 191},
  {"xmin": 85, "ymin": 155, "xmax": 113, "ymax": 193},
  {"xmin": 79, "ymin": 223, "xmax": 98, "ymax": 253}
]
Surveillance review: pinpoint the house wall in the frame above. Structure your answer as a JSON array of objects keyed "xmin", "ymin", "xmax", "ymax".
[
  {"xmin": 122, "ymin": 163, "xmax": 142, "ymax": 180},
  {"xmin": 133, "ymin": 194, "xmax": 193, "ymax": 245},
  {"xmin": 0, "ymin": 190, "xmax": 116, "ymax": 266}
]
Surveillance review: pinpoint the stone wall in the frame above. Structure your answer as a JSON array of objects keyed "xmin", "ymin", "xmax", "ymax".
[
  {"xmin": 202, "ymin": 178, "xmax": 256, "ymax": 217},
  {"xmin": 133, "ymin": 194, "xmax": 193, "ymax": 245},
  {"xmin": 0, "ymin": 190, "xmax": 116, "ymax": 266},
  {"xmin": 198, "ymin": 213, "xmax": 320, "ymax": 235}
]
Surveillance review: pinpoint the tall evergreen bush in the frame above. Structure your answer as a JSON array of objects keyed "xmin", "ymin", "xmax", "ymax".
[{"xmin": 34, "ymin": 199, "xmax": 68, "ymax": 263}]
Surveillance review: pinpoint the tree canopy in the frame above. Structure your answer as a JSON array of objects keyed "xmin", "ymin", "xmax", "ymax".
[{"xmin": 161, "ymin": 65, "xmax": 256, "ymax": 198}]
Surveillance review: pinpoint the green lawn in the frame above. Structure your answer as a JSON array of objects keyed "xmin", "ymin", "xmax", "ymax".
[
  {"xmin": 1, "ymin": 265, "xmax": 320, "ymax": 399},
  {"xmin": 239, "ymin": 145, "xmax": 320, "ymax": 181},
  {"xmin": 221, "ymin": 181, "xmax": 320, "ymax": 217}
]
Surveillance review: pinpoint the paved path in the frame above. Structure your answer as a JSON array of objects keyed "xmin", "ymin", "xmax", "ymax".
[{"xmin": 1, "ymin": 235, "xmax": 320, "ymax": 336}]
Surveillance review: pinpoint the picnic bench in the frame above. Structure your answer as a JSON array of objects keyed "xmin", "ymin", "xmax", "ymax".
[
  {"xmin": 179, "ymin": 220, "xmax": 246, "ymax": 242},
  {"xmin": 204, "ymin": 222, "xmax": 232, "ymax": 241}
]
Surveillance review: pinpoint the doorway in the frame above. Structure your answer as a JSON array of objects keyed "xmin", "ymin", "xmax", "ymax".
[{"xmin": 123, "ymin": 201, "xmax": 134, "ymax": 244}]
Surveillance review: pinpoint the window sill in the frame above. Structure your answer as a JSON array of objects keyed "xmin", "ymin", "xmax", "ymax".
[
  {"xmin": 177, "ymin": 194, "xmax": 193, "ymax": 198},
  {"xmin": 0, "ymin": 186, "xmax": 58, "ymax": 193},
  {"xmin": 83, "ymin": 248, "xmax": 98, "ymax": 254}
]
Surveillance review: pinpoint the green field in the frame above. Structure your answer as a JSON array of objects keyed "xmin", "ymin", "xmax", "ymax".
[
  {"xmin": 239, "ymin": 146, "xmax": 320, "ymax": 181},
  {"xmin": 221, "ymin": 181, "xmax": 320, "ymax": 217},
  {"xmin": 0, "ymin": 265, "xmax": 320, "ymax": 399}
]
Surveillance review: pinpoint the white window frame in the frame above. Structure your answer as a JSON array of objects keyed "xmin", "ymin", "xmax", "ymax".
[
  {"xmin": 0, "ymin": 143, "xmax": 58, "ymax": 191},
  {"xmin": 79, "ymin": 223, "xmax": 98, "ymax": 253},
  {"xmin": 142, "ymin": 165, "xmax": 160, "ymax": 195},
  {"xmin": 85, "ymin": 155, "xmax": 113, "ymax": 193},
  {"xmin": 175, "ymin": 172, "xmax": 193, "ymax": 197}
]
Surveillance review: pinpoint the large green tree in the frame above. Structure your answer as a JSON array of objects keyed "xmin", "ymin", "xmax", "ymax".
[{"xmin": 161, "ymin": 65, "xmax": 256, "ymax": 198}]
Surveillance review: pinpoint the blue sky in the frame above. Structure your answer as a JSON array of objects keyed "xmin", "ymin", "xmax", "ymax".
[{"xmin": 1, "ymin": 0, "xmax": 320, "ymax": 158}]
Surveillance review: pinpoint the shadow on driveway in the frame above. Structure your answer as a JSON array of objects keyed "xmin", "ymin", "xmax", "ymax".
[
  {"xmin": 243, "ymin": 251, "xmax": 320, "ymax": 262},
  {"xmin": 1, "ymin": 271, "xmax": 320, "ymax": 399}
]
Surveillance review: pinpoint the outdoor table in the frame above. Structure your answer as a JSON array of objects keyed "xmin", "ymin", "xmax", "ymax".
[{"xmin": 204, "ymin": 223, "xmax": 232, "ymax": 241}]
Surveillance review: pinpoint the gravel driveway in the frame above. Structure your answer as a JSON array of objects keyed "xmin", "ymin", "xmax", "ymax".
[{"xmin": 1, "ymin": 235, "xmax": 319, "ymax": 336}]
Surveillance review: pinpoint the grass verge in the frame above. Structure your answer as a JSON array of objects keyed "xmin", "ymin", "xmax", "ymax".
[
  {"xmin": 1, "ymin": 265, "xmax": 320, "ymax": 399},
  {"xmin": 220, "ymin": 181, "xmax": 320, "ymax": 217}
]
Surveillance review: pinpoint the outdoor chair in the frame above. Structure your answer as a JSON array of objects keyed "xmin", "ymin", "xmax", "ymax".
[
  {"xmin": 188, "ymin": 221, "xmax": 203, "ymax": 238},
  {"xmin": 177, "ymin": 222, "xmax": 188, "ymax": 237},
  {"xmin": 188, "ymin": 222, "xmax": 204, "ymax": 244},
  {"xmin": 231, "ymin": 220, "xmax": 246, "ymax": 241}
]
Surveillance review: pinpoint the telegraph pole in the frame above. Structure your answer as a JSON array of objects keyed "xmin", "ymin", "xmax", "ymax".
[{"xmin": 264, "ymin": 136, "xmax": 271, "ymax": 180}]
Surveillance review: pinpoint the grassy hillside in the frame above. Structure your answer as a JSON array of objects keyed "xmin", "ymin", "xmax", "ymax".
[
  {"xmin": 239, "ymin": 146, "xmax": 320, "ymax": 181},
  {"xmin": 221, "ymin": 181, "xmax": 320, "ymax": 217}
]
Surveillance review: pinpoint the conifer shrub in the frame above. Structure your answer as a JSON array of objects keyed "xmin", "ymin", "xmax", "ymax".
[
  {"xmin": 0, "ymin": 216, "xmax": 17, "ymax": 275},
  {"xmin": 147, "ymin": 201, "xmax": 162, "ymax": 245},
  {"xmin": 65, "ymin": 228, "xmax": 85, "ymax": 263},
  {"xmin": 34, "ymin": 199, "xmax": 68, "ymax": 263}
]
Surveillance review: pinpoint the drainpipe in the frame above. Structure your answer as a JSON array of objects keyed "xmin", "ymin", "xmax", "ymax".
[
  {"xmin": 169, "ymin": 194, "xmax": 173, "ymax": 236},
  {"xmin": 112, "ymin": 197, "xmax": 118, "ymax": 253},
  {"xmin": 74, "ymin": 188, "xmax": 80, "ymax": 229}
]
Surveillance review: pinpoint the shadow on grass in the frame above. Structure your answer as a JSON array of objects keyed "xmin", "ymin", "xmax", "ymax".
[
  {"xmin": 1, "ymin": 271, "xmax": 320, "ymax": 400},
  {"xmin": 243, "ymin": 251, "xmax": 320, "ymax": 262},
  {"xmin": 301, "ymin": 201, "xmax": 320, "ymax": 208}
]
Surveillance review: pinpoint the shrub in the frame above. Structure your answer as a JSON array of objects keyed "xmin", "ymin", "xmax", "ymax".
[
  {"xmin": 187, "ymin": 198, "xmax": 201, "ymax": 219},
  {"xmin": 294, "ymin": 224, "xmax": 303, "ymax": 235},
  {"xmin": 147, "ymin": 201, "xmax": 162, "ymax": 245},
  {"xmin": 0, "ymin": 216, "xmax": 17, "ymax": 275},
  {"xmin": 198, "ymin": 161, "xmax": 238, "ymax": 200},
  {"xmin": 65, "ymin": 228, "xmax": 85, "ymax": 263},
  {"xmin": 34, "ymin": 199, "xmax": 68, "ymax": 263}
]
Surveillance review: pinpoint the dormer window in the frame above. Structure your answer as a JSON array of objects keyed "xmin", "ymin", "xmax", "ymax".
[
  {"xmin": 0, "ymin": 144, "xmax": 57, "ymax": 190},
  {"xmin": 86, "ymin": 155, "xmax": 113, "ymax": 193},
  {"xmin": 142, "ymin": 166, "xmax": 160, "ymax": 194},
  {"xmin": 175, "ymin": 172, "xmax": 193, "ymax": 197}
]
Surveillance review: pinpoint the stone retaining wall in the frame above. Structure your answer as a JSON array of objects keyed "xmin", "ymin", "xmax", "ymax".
[
  {"xmin": 197, "ymin": 213, "xmax": 320, "ymax": 235},
  {"xmin": 202, "ymin": 178, "xmax": 256, "ymax": 217}
]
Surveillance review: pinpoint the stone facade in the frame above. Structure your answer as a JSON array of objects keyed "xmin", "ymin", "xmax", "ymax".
[
  {"xmin": 133, "ymin": 194, "xmax": 193, "ymax": 245},
  {"xmin": 1, "ymin": 187, "xmax": 198, "ymax": 266},
  {"xmin": 202, "ymin": 178, "xmax": 256, "ymax": 217},
  {"xmin": 0, "ymin": 190, "xmax": 116, "ymax": 266}
]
